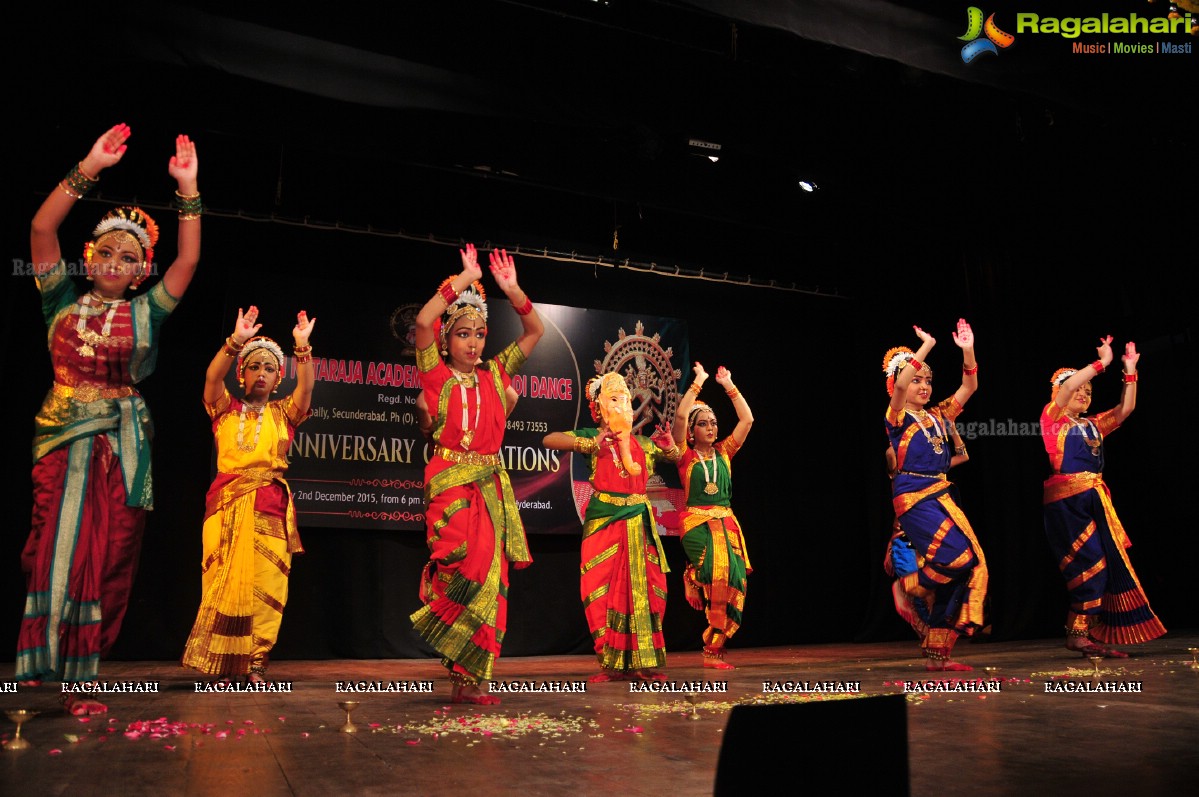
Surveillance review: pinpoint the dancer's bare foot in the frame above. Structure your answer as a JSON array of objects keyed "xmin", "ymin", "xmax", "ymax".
[
  {"xmin": 451, "ymin": 682, "xmax": 500, "ymax": 705},
  {"xmin": 635, "ymin": 669, "xmax": 668, "ymax": 682},
  {"xmin": 589, "ymin": 668, "xmax": 626, "ymax": 683},
  {"xmin": 891, "ymin": 581, "xmax": 922, "ymax": 627},
  {"xmin": 63, "ymin": 693, "xmax": 108, "ymax": 716},
  {"xmin": 1066, "ymin": 637, "xmax": 1128, "ymax": 659},
  {"xmin": 925, "ymin": 660, "xmax": 973, "ymax": 672},
  {"xmin": 703, "ymin": 655, "xmax": 735, "ymax": 671},
  {"xmin": 18, "ymin": 679, "xmax": 42, "ymax": 688},
  {"xmin": 684, "ymin": 576, "xmax": 704, "ymax": 611}
]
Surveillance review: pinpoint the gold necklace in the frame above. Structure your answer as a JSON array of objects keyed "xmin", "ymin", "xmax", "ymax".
[
  {"xmin": 906, "ymin": 409, "xmax": 945, "ymax": 455},
  {"xmin": 1066, "ymin": 414, "xmax": 1101, "ymax": 457},
  {"xmin": 75, "ymin": 292, "xmax": 126, "ymax": 357},
  {"xmin": 696, "ymin": 447, "xmax": 720, "ymax": 495},
  {"xmin": 450, "ymin": 367, "xmax": 481, "ymax": 450}
]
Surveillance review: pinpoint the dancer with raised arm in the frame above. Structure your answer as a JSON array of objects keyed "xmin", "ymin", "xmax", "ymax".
[
  {"xmin": 410, "ymin": 245, "xmax": 543, "ymax": 704},
  {"xmin": 17, "ymin": 124, "xmax": 201, "ymax": 714},
  {"xmin": 882, "ymin": 320, "xmax": 987, "ymax": 671},
  {"xmin": 182, "ymin": 307, "xmax": 315, "ymax": 683},
  {"xmin": 1041, "ymin": 336, "xmax": 1165, "ymax": 657},
  {"xmin": 670, "ymin": 363, "xmax": 753, "ymax": 670}
]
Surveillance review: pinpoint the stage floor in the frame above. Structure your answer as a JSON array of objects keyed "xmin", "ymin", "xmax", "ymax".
[{"xmin": 2, "ymin": 634, "xmax": 1197, "ymax": 796}]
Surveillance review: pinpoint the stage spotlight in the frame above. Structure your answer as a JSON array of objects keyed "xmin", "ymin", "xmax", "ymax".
[
  {"xmin": 688, "ymin": 137, "xmax": 722, "ymax": 163},
  {"xmin": 798, "ymin": 180, "xmax": 818, "ymax": 192}
]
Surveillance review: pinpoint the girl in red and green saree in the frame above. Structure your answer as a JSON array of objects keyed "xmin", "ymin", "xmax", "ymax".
[
  {"xmin": 883, "ymin": 319, "xmax": 987, "ymax": 671},
  {"xmin": 410, "ymin": 244, "xmax": 543, "ymax": 705},
  {"xmin": 18, "ymin": 124, "xmax": 201, "ymax": 715},
  {"xmin": 670, "ymin": 362, "xmax": 754, "ymax": 670},
  {"xmin": 181, "ymin": 307, "xmax": 315, "ymax": 683},
  {"xmin": 543, "ymin": 372, "xmax": 680, "ymax": 682},
  {"xmin": 1041, "ymin": 336, "xmax": 1165, "ymax": 658}
]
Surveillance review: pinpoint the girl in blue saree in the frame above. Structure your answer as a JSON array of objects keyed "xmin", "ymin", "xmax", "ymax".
[
  {"xmin": 1041, "ymin": 336, "xmax": 1165, "ymax": 657},
  {"xmin": 883, "ymin": 320, "xmax": 986, "ymax": 671}
]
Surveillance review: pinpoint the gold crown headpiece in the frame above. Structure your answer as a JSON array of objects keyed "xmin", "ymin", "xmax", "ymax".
[
  {"xmin": 437, "ymin": 278, "xmax": 488, "ymax": 351},
  {"xmin": 86, "ymin": 207, "xmax": 159, "ymax": 285},
  {"xmin": 687, "ymin": 400, "xmax": 714, "ymax": 432},
  {"xmin": 238, "ymin": 336, "xmax": 287, "ymax": 383}
]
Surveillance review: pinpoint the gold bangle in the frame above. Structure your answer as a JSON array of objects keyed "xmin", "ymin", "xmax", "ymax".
[
  {"xmin": 687, "ymin": 383, "xmax": 702, "ymax": 396},
  {"xmin": 573, "ymin": 436, "xmax": 598, "ymax": 454},
  {"xmin": 226, "ymin": 336, "xmax": 246, "ymax": 351}
]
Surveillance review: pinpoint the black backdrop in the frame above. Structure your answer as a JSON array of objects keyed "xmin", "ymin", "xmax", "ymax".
[{"xmin": 4, "ymin": 1, "xmax": 1194, "ymax": 666}]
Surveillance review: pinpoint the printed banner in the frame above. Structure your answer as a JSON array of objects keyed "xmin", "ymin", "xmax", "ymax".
[{"xmin": 221, "ymin": 280, "xmax": 689, "ymax": 534}]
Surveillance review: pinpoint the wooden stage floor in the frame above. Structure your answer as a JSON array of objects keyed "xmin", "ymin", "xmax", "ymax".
[{"xmin": 2, "ymin": 634, "xmax": 1197, "ymax": 796}]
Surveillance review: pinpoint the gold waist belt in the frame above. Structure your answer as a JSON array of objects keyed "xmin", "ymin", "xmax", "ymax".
[
  {"xmin": 595, "ymin": 491, "xmax": 648, "ymax": 507},
  {"xmin": 1043, "ymin": 471, "xmax": 1103, "ymax": 503},
  {"xmin": 220, "ymin": 468, "xmax": 284, "ymax": 481},
  {"xmin": 53, "ymin": 382, "xmax": 137, "ymax": 403},
  {"xmin": 436, "ymin": 446, "xmax": 502, "ymax": 466},
  {"xmin": 689, "ymin": 505, "xmax": 733, "ymax": 518},
  {"xmin": 897, "ymin": 470, "xmax": 946, "ymax": 480}
]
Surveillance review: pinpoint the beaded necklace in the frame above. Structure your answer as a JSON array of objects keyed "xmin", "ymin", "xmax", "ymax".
[
  {"xmin": 695, "ymin": 446, "xmax": 720, "ymax": 495},
  {"xmin": 237, "ymin": 400, "xmax": 266, "ymax": 452},
  {"xmin": 75, "ymin": 291, "xmax": 125, "ymax": 357}
]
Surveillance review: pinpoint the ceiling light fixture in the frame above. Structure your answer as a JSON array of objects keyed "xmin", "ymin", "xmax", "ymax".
[{"xmin": 688, "ymin": 137, "xmax": 722, "ymax": 163}]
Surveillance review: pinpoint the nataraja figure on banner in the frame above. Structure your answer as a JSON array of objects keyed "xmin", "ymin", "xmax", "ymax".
[
  {"xmin": 17, "ymin": 124, "xmax": 201, "ymax": 715},
  {"xmin": 670, "ymin": 362, "xmax": 754, "ymax": 670},
  {"xmin": 410, "ymin": 244, "xmax": 543, "ymax": 705},
  {"xmin": 883, "ymin": 320, "xmax": 988, "ymax": 671},
  {"xmin": 543, "ymin": 372, "xmax": 680, "ymax": 682},
  {"xmin": 181, "ymin": 306, "xmax": 315, "ymax": 683},
  {"xmin": 1041, "ymin": 336, "xmax": 1165, "ymax": 658}
]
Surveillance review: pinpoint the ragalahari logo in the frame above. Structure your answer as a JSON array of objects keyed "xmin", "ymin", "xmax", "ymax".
[{"xmin": 959, "ymin": 7, "xmax": 1015, "ymax": 62}]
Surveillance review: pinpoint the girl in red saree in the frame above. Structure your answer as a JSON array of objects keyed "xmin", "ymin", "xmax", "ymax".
[
  {"xmin": 410, "ymin": 245, "xmax": 542, "ymax": 704},
  {"xmin": 544, "ymin": 373, "xmax": 680, "ymax": 682},
  {"xmin": 18, "ymin": 124, "xmax": 200, "ymax": 715}
]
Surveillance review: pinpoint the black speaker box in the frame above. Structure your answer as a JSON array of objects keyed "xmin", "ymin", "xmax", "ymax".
[{"xmin": 714, "ymin": 694, "xmax": 908, "ymax": 795}]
